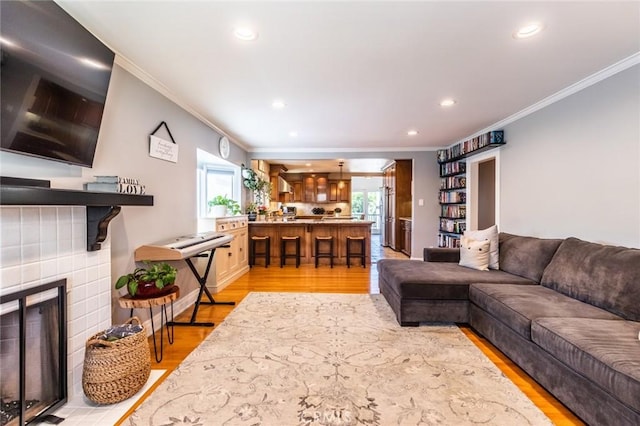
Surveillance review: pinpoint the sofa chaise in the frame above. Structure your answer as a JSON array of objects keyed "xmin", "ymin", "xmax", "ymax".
[{"xmin": 377, "ymin": 233, "xmax": 640, "ymax": 426}]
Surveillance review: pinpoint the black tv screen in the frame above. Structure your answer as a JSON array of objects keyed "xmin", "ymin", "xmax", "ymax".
[{"xmin": 1, "ymin": 0, "xmax": 115, "ymax": 168}]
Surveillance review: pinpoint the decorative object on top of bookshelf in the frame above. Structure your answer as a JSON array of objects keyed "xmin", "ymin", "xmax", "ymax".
[{"xmin": 436, "ymin": 130, "xmax": 505, "ymax": 248}]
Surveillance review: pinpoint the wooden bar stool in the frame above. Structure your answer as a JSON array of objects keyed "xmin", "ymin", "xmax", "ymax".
[
  {"xmin": 280, "ymin": 235, "xmax": 301, "ymax": 268},
  {"xmin": 250, "ymin": 236, "xmax": 270, "ymax": 268},
  {"xmin": 346, "ymin": 236, "xmax": 366, "ymax": 268},
  {"xmin": 118, "ymin": 286, "xmax": 179, "ymax": 363},
  {"xmin": 315, "ymin": 236, "xmax": 334, "ymax": 268}
]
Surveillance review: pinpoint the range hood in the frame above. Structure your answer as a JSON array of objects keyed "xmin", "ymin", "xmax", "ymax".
[{"xmin": 278, "ymin": 176, "xmax": 292, "ymax": 193}]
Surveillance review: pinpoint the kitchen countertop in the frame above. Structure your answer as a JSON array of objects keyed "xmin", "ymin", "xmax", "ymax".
[
  {"xmin": 295, "ymin": 215, "xmax": 355, "ymax": 220},
  {"xmin": 249, "ymin": 219, "xmax": 373, "ymax": 225}
]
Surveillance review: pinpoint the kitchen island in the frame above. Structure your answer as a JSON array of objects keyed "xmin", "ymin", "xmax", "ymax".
[{"xmin": 248, "ymin": 219, "xmax": 373, "ymax": 266}]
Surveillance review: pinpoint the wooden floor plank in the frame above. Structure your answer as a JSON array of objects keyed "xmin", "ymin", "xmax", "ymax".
[{"xmin": 116, "ymin": 257, "xmax": 583, "ymax": 425}]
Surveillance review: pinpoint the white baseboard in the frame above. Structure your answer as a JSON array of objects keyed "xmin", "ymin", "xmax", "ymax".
[{"xmin": 206, "ymin": 265, "xmax": 250, "ymax": 293}]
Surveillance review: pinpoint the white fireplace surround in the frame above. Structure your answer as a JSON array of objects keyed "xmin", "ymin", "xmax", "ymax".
[{"xmin": 0, "ymin": 206, "xmax": 112, "ymax": 397}]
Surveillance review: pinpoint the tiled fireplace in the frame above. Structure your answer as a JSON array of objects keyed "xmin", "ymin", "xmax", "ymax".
[{"xmin": 0, "ymin": 206, "xmax": 113, "ymax": 401}]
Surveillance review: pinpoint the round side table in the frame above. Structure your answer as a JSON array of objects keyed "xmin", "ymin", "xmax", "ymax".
[{"xmin": 118, "ymin": 286, "xmax": 179, "ymax": 362}]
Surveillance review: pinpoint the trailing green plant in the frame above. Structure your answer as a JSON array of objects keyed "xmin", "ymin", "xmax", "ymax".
[
  {"xmin": 208, "ymin": 195, "xmax": 241, "ymax": 215},
  {"xmin": 115, "ymin": 261, "xmax": 177, "ymax": 297},
  {"xmin": 241, "ymin": 165, "xmax": 271, "ymax": 205}
]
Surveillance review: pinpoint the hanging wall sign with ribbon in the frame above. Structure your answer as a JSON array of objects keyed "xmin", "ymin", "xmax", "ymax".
[{"xmin": 149, "ymin": 121, "xmax": 179, "ymax": 163}]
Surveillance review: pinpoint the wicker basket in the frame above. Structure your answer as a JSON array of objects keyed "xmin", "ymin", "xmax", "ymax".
[{"xmin": 82, "ymin": 317, "xmax": 151, "ymax": 404}]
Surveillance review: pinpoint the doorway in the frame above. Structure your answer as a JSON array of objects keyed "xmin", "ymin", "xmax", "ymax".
[
  {"xmin": 468, "ymin": 152, "xmax": 500, "ymax": 231},
  {"xmin": 350, "ymin": 177, "xmax": 383, "ymax": 235}
]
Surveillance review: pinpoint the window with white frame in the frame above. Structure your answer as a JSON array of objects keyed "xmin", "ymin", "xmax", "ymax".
[{"xmin": 197, "ymin": 148, "xmax": 241, "ymax": 217}]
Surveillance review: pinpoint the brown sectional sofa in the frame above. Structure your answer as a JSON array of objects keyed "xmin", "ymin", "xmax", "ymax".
[{"xmin": 377, "ymin": 233, "xmax": 640, "ymax": 426}]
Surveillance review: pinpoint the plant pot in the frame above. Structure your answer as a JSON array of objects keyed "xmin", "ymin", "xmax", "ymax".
[
  {"xmin": 211, "ymin": 205, "xmax": 227, "ymax": 218},
  {"xmin": 248, "ymin": 212, "xmax": 257, "ymax": 221},
  {"xmin": 132, "ymin": 282, "xmax": 176, "ymax": 299}
]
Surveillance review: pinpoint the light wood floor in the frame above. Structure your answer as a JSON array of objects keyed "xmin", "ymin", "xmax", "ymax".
[{"xmin": 117, "ymin": 259, "xmax": 584, "ymax": 425}]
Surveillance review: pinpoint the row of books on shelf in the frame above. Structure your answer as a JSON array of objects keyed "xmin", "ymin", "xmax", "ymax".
[
  {"xmin": 84, "ymin": 176, "xmax": 146, "ymax": 195},
  {"xmin": 440, "ymin": 176, "xmax": 466, "ymax": 190},
  {"xmin": 439, "ymin": 218, "xmax": 466, "ymax": 234},
  {"xmin": 437, "ymin": 130, "xmax": 505, "ymax": 163},
  {"xmin": 438, "ymin": 234, "xmax": 461, "ymax": 248},
  {"xmin": 439, "ymin": 191, "xmax": 466, "ymax": 204},
  {"xmin": 439, "ymin": 161, "xmax": 466, "ymax": 177},
  {"xmin": 441, "ymin": 205, "xmax": 466, "ymax": 218}
]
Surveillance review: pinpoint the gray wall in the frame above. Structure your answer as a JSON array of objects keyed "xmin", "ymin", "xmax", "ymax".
[{"xmin": 499, "ymin": 64, "xmax": 640, "ymax": 248}]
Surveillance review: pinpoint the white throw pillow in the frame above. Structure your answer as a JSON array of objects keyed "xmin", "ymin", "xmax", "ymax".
[
  {"xmin": 459, "ymin": 236, "xmax": 491, "ymax": 271},
  {"xmin": 464, "ymin": 225, "xmax": 499, "ymax": 269}
]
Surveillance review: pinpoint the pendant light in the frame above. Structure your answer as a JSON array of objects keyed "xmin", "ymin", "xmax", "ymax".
[{"xmin": 338, "ymin": 161, "xmax": 345, "ymax": 189}]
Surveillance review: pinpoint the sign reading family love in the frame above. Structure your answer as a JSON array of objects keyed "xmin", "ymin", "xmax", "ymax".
[{"xmin": 149, "ymin": 121, "xmax": 179, "ymax": 163}]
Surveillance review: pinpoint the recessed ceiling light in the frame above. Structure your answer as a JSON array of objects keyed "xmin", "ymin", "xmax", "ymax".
[
  {"xmin": 234, "ymin": 27, "xmax": 258, "ymax": 41},
  {"xmin": 272, "ymin": 100, "xmax": 286, "ymax": 109},
  {"xmin": 407, "ymin": 130, "xmax": 419, "ymax": 136},
  {"xmin": 514, "ymin": 23, "xmax": 544, "ymax": 39},
  {"xmin": 440, "ymin": 99, "xmax": 456, "ymax": 107},
  {"xmin": 289, "ymin": 131, "xmax": 298, "ymax": 138}
]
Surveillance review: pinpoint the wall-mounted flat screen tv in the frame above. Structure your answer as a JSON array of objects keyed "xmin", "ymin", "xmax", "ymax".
[{"xmin": 1, "ymin": 0, "xmax": 115, "ymax": 168}]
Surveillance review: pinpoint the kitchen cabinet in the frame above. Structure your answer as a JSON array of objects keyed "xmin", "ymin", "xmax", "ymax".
[
  {"xmin": 339, "ymin": 180, "xmax": 350, "ymax": 203},
  {"xmin": 329, "ymin": 180, "xmax": 351, "ymax": 203},
  {"xmin": 303, "ymin": 174, "xmax": 329, "ymax": 203},
  {"xmin": 382, "ymin": 160, "xmax": 412, "ymax": 251},
  {"xmin": 329, "ymin": 181, "xmax": 339, "ymax": 202},
  {"xmin": 207, "ymin": 216, "xmax": 249, "ymax": 293},
  {"xmin": 291, "ymin": 181, "xmax": 303, "ymax": 202},
  {"xmin": 400, "ymin": 218, "xmax": 412, "ymax": 256},
  {"xmin": 316, "ymin": 175, "xmax": 328, "ymax": 202},
  {"xmin": 249, "ymin": 220, "xmax": 372, "ymax": 265}
]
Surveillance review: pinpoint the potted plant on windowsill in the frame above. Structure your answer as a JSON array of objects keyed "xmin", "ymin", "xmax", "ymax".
[
  {"xmin": 115, "ymin": 262, "xmax": 178, "ymax": 299},
  {"xmin": 208, "ymin": 195, "xmax": 241, "ymax": 217}
]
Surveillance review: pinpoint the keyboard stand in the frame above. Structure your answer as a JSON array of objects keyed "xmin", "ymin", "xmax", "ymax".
[{"xmin": 167, "ymin": 246, "xmax": 235, "ymax": 327}]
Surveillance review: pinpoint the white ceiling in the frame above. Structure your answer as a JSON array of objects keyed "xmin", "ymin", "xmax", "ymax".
[{"xmin": 57, "ymin": 1, "xmax": 639, "ymax": 173}]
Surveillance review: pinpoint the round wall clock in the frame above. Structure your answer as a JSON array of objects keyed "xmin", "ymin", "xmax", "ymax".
[{"xmin": 219, "ymin": 136, "xmax": 230, "ymax": 159}]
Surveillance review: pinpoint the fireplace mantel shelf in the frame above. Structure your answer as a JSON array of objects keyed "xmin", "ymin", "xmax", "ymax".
[{"xmin": 1, "ymin": 185, "xmax": 154, "ymax": 251}]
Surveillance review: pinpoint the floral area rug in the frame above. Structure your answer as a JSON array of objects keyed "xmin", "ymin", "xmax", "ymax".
[{"xmin": 127, "ymin": 292, "xmax": 552, "ymax": 426}]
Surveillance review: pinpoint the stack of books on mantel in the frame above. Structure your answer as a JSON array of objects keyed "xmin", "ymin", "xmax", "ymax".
[{"xmin": 84, "ymin": 176, "xmax": 146, "ymax": 195}]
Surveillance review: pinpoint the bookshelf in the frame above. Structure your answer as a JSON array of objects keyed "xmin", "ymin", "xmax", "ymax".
[{"xmin": 437, "ymin": 131, "xmax": 505, "ymax": 248}]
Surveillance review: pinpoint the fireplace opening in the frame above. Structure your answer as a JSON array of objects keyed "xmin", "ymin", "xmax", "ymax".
[{"xmin": 0, "ymin": 279, "xmax": 66, "ymax": 426}]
